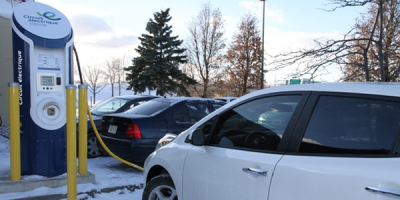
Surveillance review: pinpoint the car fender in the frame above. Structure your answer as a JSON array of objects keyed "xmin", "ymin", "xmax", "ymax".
[{"xmin": 144, "ymin": 135, "xmax": 194, "ymax": 199}]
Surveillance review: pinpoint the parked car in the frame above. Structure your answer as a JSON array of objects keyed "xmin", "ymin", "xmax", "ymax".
[
  {"xmin": 79, "ymin": 95, "xmax": 160, "ymax": 158},
  {"xmin": 214, "ymin": 96, "xmax": 237, "ymax": 103},
  {"xmin": 142, "ymin": 82, "xmax": 400, "ymax": 200},
  {"xmin": 98, "ymin": 97, "xmax": 225, "ymax": 163}
]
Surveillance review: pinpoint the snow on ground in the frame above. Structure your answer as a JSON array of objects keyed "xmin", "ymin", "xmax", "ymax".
[{"xmin": 0, "ymin": 126, "xmax": 145, "ymax": 199}]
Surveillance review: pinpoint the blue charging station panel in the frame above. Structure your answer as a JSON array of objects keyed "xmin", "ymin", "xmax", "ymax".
[{"xmin": 11, "ymin": 2, "xmax": 74, "ymax": 177}]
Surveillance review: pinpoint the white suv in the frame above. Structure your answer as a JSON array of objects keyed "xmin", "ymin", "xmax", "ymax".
[{"xmin": 142, "ymin": 82, "xmax": 400, "ymax": 200}]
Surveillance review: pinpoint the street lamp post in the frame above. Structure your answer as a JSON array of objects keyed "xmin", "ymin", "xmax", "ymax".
[{"xmin": 259, "ymin": 0, "xmax": 265, "ymax": 89}]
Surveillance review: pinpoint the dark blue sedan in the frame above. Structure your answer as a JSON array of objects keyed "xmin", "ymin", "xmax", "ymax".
[
  {"xmin": 81, "ymin": 95, "xmax": 160, "ymax": 158},
  {"xmin": 98, "ymin": 97, "xmax": 225, "ymax": 163}
]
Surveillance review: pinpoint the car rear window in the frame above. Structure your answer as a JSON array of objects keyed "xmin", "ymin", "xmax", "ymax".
[{"xmin": 125, "ymin": 100, "xmax": 171, "ymax": 115}]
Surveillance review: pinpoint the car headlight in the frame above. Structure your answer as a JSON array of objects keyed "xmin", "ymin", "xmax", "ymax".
[{"xmin": 155, "ymin": 133, "xmax": 177, "ymax": 150}]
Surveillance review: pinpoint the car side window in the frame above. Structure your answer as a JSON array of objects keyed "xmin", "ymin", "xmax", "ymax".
[
  {"xmin": 299, "ymin": 96, "xmax": 400, "ymax": 155},
  {"xmin": 187, "ymin": 103, "xmax": 209, "ymax": 122},
  {"xmin": 211, "ymin": 102, "xmax": 225, "ymax": 110},
  {"xmin": 207, "ymin": 95, "xmax": 302, "ymax": 151},
  {"xmin": 173, "ymin": 105, "xmax": 191, "ymax": 124}
]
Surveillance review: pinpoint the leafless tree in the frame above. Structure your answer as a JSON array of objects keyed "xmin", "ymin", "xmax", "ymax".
[
  {"xmin": 115, "ymin": 58, "xmax": 125, "ymax": 96},
  {"xmin": 104, "ymin": 58, "xmax": 124, "ymax": 97},
  {"xmin": 83, "ymin": 65, "xmax": 107, "ymax": 105},
  {"xmin": 185, "ymin": 2, "xmax": 226, "ymax": 97},
  {"xmin": 342, "ymin": 0, "xmax": 400, "ymax": 82},
  {"xmin": 267, "ymin": 29, "xmax": 357, "ymax": 81},
  {"xmin": 269, "ymin": 0, "xmax": 400, "ymax": 82},
  {"xmin": 325, "ymin": 0, "xmax": 373, "ymax": 9}
]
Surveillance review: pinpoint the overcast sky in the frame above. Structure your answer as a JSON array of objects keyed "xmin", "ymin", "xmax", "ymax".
[{"xmin": 2, "ymin": 0, "xmax": 367, "ymax": 84}]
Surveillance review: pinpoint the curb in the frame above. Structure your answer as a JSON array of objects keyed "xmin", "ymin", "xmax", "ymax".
[
  {"xmin": 11, "ymin": 184, "xmax": 143, "ymax": 200},
  {"xmin": 0, "ymin": 172, "xmax": 95, "ymax": 194}
]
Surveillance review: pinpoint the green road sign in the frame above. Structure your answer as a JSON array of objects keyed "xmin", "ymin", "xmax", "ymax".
[{"xmin": 289, "ymin": 79, "xmax": 301, "ymax": 84}]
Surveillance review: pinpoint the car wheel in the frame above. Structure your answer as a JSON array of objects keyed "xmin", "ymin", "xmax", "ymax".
[
  {"xmin": 143, "ymin": 175, "xmax": 178, "ymax": 200},
  {"xmin": 87, "ymin": 132, "xmax": 101, "ymax": 158}
]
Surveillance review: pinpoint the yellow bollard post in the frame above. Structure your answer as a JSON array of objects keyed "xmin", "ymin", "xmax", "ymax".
[
  {"xmin": 8, "ymin": 82, "xmax": 20, "ymax": 181},
  {"xmin": 78, "ymin": 84, "xmax": 88, "ymax": 175},
  {"xmin": 66, "ymin": 85, "xmax": 77, "ymax": 200}
]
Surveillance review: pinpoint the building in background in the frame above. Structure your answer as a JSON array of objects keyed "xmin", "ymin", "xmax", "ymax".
[
  {"xmin": 0, "ymin": 0, "xmax": 30, "ymax": 125},
  {"xmin": 0, "ymin": 13, "xmax": 12, "ymax": 126}
]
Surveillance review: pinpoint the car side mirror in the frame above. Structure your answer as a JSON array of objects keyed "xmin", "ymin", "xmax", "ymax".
[{"xmin": 191, "ymin": 129, "xmax": 205, "ymax": 146}]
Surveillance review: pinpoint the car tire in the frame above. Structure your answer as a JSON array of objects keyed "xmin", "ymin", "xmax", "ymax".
[
  {"xmin": 142, "ymin": 175, "xmax": 177, "ymax": 200},
  {"xmin": 87, "ymin": 132, "xmax": 101, "ymax": 158}
]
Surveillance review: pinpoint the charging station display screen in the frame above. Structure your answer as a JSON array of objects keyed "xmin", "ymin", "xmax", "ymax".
[
  {"xmin": 41, "ymin": 76, "xmax": 54, "ymax": 86},
  {"xmin": 37, "ymin": 53, "xmax": 61, "ymax": 70}
]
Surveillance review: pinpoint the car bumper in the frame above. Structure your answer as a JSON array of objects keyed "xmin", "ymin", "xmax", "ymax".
[{"xmin": 97, "ymin": 135, "xmax": 158, "ymax": 163}]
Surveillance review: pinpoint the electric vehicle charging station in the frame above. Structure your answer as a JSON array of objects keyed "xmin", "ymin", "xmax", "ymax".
[{"xmin": 11, "ymin": 2, "xmax": 73, "ymax": 177}]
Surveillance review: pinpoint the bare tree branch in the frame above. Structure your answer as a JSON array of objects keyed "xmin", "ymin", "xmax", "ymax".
[
  {"xmin": 83, "ymin": 65, "xmax": 107, "ymax": 105},
  {"xmin": 324, "ymin": 0, "xmax": 374, "ymax": 11}
]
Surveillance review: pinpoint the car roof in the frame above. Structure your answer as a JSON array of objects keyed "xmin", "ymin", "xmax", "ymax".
[
  {"xmin": 215, "ymin": 97, "xmax": 237, "ymax": 100},
  {"xmin": 215, "ymin": 97, "xmax": 237, "ymax": 102},
  {"xmin": 245, "ymin": 82, "xmax": 400, "ymax": 99},
  {"xmin": 112, "ymin": 95, "xmax": 160, "ymax": 100},
  {"xmin": 151, "ymin": 97, "xmax": 220, "ymax": 103}
]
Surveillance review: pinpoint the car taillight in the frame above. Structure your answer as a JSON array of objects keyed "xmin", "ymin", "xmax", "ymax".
[{"xmin": 126, "ymin": 124, "xmax": 142, "ymax": 139}]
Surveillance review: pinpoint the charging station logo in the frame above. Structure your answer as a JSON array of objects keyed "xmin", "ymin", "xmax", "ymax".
[
  {"xmin": 17, "ymin": 50, "xmax": 23, "ymax": 106},
  {"xmin": 24, "ymin": 11, "xmax": 61, "ymax": 26},
  {"xmin": 36, "ymin": 12, "xmax": 61, "ymax": 21}
]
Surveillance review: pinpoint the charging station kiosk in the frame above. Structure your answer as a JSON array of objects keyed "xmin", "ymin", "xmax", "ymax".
[{"xmin": 11, "ymin": 2, "xmax": 73, "ymax": 176}]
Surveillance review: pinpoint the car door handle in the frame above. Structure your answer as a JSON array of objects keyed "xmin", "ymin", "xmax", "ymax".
[
  {"xmin": 242, "ymin": 168, "xmax": 268, "ymax": 176},
  {"xmin": 365, "ymin": 186, "xmax": 400, "ymax": 199}
]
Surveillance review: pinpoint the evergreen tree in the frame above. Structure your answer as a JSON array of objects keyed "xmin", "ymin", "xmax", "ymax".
[{"xmin": 125, "ymin": 8, "xmax": 196, "ymax": 96}]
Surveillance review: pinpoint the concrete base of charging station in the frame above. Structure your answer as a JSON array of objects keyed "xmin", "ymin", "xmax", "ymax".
[{"xmin": 0, "ymin": 172, "xmax": 95, "ymax": 194}]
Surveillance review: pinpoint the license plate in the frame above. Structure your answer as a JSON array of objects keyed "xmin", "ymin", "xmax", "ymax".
[{"xmin": 108, "ymin": 125, "xmax": 118, "ymax": 134}]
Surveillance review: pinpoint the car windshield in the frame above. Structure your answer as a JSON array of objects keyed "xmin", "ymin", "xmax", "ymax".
[
  {"xmin": 125, "ymin": 100, "xmax": 171, "ymax": 116},
  {"xmin": 91, "ymin": 97, "xmax": 131, "ymax": 116}
]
